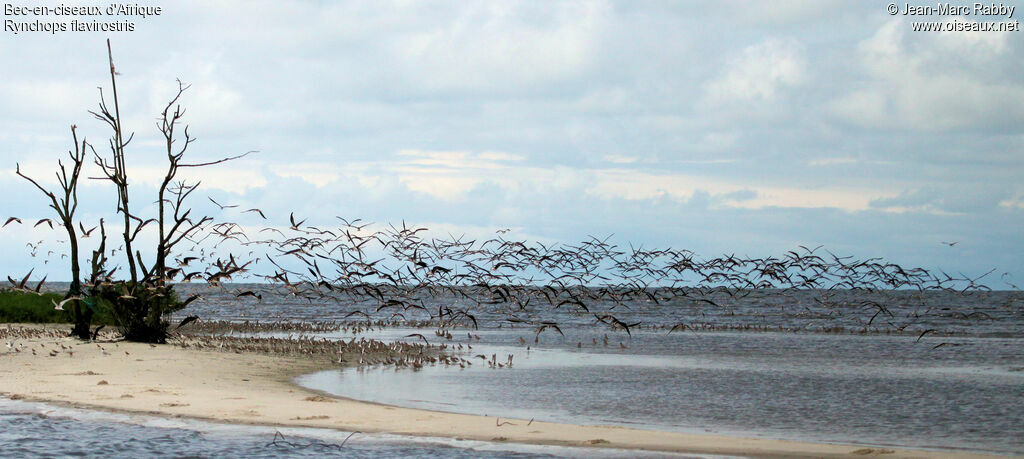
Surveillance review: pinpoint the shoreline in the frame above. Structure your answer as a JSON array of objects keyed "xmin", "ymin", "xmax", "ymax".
[{"xmin": 0, "ymin": 324, "xmax": 1009, "ymax": 458}]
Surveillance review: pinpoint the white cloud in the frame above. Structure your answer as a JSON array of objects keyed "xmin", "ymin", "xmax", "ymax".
[
  {"xmin": 1, "ymin": 80, "xmax": 94, "ymax": 122},
  {"xmin": 398, "ymin": 175, "xmax": 481, "ymax": 201},
  {"xmin": 478, "ymin": 151, "xmax": 524, "ymax": 162},
  {"xmin": 828, "ymin": 90, "xmax": 889, "ymax": 129},
  {"xmin": 388, "ymin": 1, "xmax": 608, "ymax": 93},
  {"xmin": 601, "ymin": 155, "xmax": 638, "ymax": 164},
  {"xmin": 694, "ymin": 131, "xmax": 740, "ymax": 152},
  {"xmin": 129, "ymin": 163, "xmax": 268, "ymax": 194},
  {"xmin": 0, "ymin": 2, "xmax": 1021, "ymax": 278},
  {"xmin": 936, "ymin": 18, "xmax": 1010, "ymax": 55},
  {"xmin": 705, "ymin": 38, "xmax": 807, "ymax": 103},
  {"xmin": 999, "ymin": 198, "xmax": 1024, "ymax": 210},
  {"xmin": 722, "ymin": 0, "xmax": 843, "ymax": 26},
  {"xmin": 192, "ymin": 149, "xmax": 899, "ymax": 212},
  {"xmin": 272, "ymin": 162, "xmax": 341, "ymax": 188},
  {"xmin": 586, "ymin": 169, "xmax": 890, "ymax": 211},
  {"xmin": 830, "ymin": 18, "xmax": 1024, "ymax": 130}
]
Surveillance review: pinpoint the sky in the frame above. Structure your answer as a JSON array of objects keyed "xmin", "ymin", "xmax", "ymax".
[{"xmin": 1, "ymin": 1, "xmax": 1022, "ymax": 286}]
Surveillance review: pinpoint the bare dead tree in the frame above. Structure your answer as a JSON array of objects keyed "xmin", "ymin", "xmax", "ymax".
[
  {"xmin": 80, "ymin": 39, "xmax": 255, "ymax": 342},
  {"xmin": 10, "ymin": 39, "xmax": 256, "ymax": 343},
  {"xmin": 15, "ymin": 125, "xmax": 92, "ymax": 339},
  {"xmin": 90, "ymin": 39, "xmax": 138, "ymax": 286},
  {"xmin": 88, "ymin": 219, "xmax": 110, "ymax": 286},
  {"xmin": 150, "ymin": 80, "xmax": 253, "ymax": 286}
]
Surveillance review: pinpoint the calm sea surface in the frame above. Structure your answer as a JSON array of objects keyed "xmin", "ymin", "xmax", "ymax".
[
  {"xmin": 0, "ymin": 398, "xmax": 698, "ymax": 458},
  {"xmin": 4, "ymin": 285, "xmax": 1022, "ymax": 456}
]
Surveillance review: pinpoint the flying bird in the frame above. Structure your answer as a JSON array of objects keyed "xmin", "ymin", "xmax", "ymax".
[
  {"xmin": 180, "ymin": 294, "xmax": 201, "ymax": 308},
  {"xmin": 175, "ymin": 315, "xmax": 200, "ymax": 330},
  {"xmin": 79, "ymin": 222, "xmax": 98, "ymax": 237},
  {"xmin": 243, "ymin": 208, "xmax": 267, "ymax": 219},
  {"xmin": 236, "ymin": 290, "xmax": 263, "ymax": 302},
  {"xmin": 405, "ymin": 333, "xmax": 430, "ymax": 345},
  {"xmin": 208, "ymin": 197, "xmax": 238, "ymax": 210},
  {"xmin": 51, "ymin": 296, "xmax": 82, "ymax": 311},
  {"xmin": 289, "ymin": 212, "xmax": 307, "ymax": 230}
]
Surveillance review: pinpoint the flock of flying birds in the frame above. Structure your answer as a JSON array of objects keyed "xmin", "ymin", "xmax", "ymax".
[{"xmin": 1, "ymin": 200, "xmax": 1009, "ymax": 337}]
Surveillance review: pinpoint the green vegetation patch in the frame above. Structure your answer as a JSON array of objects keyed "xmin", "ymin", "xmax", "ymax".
[{"xmin": 0, "ymin": 289, "xmax": 116, "ymax": 325}]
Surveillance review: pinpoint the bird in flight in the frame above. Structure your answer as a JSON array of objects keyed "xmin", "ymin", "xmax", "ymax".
[
  {"xmin": 208, "ymin": 197, "xmax": 238, "ymax": 210},
  {"xmin": 243, "ymin": 208, "xmax": 267, "ymax": 219},
  {"xmin": 51, "ymin": 296, "xmax": 83, "ymax": 311},
  {"xmin": 289, "ymin": 212, "xmax": 307, "ymax": 230},
  {"xmin": 79, "ymin": 222, "xmax": 98, "ymax": 237}
]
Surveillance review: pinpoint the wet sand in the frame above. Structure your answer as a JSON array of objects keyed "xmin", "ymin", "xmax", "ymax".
[{"xmin": 0, "ymin": 324, "xmax": 1004, "ymax": 458}]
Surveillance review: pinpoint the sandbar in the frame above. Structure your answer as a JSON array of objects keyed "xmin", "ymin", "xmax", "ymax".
[{"xmin": 0, "ymin": 324, "xmax": 1006, "ymax": 458}]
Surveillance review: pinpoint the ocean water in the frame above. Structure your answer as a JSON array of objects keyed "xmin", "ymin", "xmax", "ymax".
[
  {"xmin": 0, "ymin": 398, "xmax": 702, "ymax": 458},
  {"xmin": 288, "ymin": 328, "xmax": 1024, "ymax": 455},
  {"xmin": 6, "ymin": 285, "xmax": 1023, "ymax": 456},
  {"xmin": 181, "ymin": 286, "xmax": 1022, "ymax": 456},
  {"xmin": 175, "ymin": 285, "xmax": 1024, "ymax": 337}
]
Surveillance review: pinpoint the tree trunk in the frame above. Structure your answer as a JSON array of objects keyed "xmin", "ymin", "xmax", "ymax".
[{"xmin": 65, "ymin": 223, "xmax": 92, "ymax": 340}]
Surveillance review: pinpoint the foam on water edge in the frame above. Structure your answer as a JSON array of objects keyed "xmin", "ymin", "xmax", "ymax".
[{"xmin": 0, "ymin": 396, "xmax": 728, "ymax": 458}]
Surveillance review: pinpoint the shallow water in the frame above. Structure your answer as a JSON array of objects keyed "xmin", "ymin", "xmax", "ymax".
[
  {"xmin": 294, "ymin": 329, "xmax": 1024, "ymax": 455},
  {"xmin": 176, "ymin": 283, "xmax": 1024, "ymax": 455},
  {"xmin": 0, "ymin": 398, "xmax": 706, "ymax": 458},
  {"xmin": 18, "ymin": 284, "xmax": 1024, "ymax": 456}
]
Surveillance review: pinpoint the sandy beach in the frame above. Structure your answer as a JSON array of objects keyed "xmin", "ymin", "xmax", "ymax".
[{"xmin": 0, "ymin": 324, "xmax": 1005, "ymax": 458}]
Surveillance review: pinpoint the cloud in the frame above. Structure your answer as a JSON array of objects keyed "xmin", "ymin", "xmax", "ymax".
[
  {"xmin": 164, "ymin": 147, "xmax": 901, "ymax": 213},
  {"xmin": 693, "ymin": 131, "xmax": 740, "ymax": 152},
  {"xmin": 0, "ymin": 1, "xmax": 1020, "ymax": 280},
  {"xmin": 829, "ymin": 19, "xmax": 1024, "ymax": 130},
  {"xmin": 384, "ymin": 1, "xmax": 609, "ymax": 95},
  {"xmin": 272, "ymin": 162, "xmax": 341, "ymax": 188},
  {"xmin": 1000, "ymin": 196, "xmax": 1024, "ymax": 210},
  {"xmin": 828, "ymin": 90, "xmax": 890, "ymax": 129},
  {"xmin": 705, "ymin": 38, "xmax": 807, "ymax": 103},
  {"xmin": 587, "ymin": 169, "xmax": 889, "ymax": 211},
  {"xmin": 720, "ymin": 0, "xmax": 844, "ymax": 26},
  {"xmin": 0, "ymin": 80, "xmax": 95, "ymax": 123},
  {"xmin": 601, "ymin": 155, "xmax": 638, "ymax": 164},
  {"xmin": 870, "ymin": 186, "xmax": 1015, "ymax": 214},
  {"xmin": 478, "ymin": 151, "xmax": 524, "ymax": 162}
]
